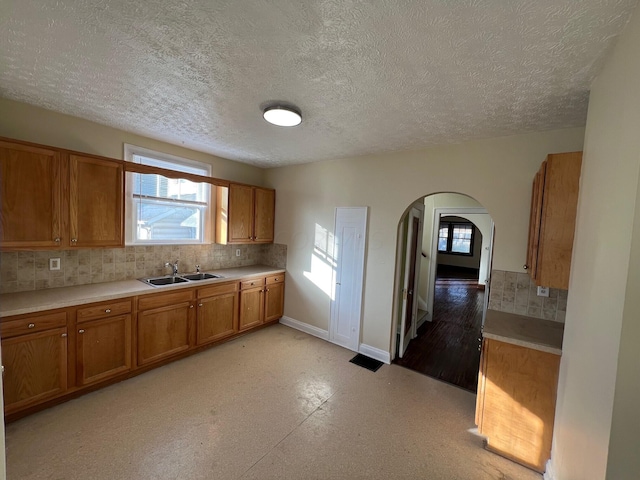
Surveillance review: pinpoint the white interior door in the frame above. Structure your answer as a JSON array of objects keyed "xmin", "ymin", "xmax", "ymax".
[
  {"xmin": 399, "ymin": 207, "xmax": 422, "ymax": 357},
  {"xmin": 330, "ymin": 207, "xmax": 368, "ymax": 352}
]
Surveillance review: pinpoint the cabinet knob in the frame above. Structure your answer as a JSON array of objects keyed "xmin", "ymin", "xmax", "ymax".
[
  {"xmin": 78, "ymin": 329, "xmax": 85, "ymax": 334},
  {"xmin": 198, "ymin": 303, "xmax": 203, "ymax": 307},
  {"xmin": 61, "ymin": 333, "xmax": 68, "ymax": 338},
  {"xmin": 105, "ymin": 309, "xmax": 111, "ymax": 313},
  {"xmin": 54, "ymin": 237, "xmax": 61, "ymax": 243},
  {"xmin": 266, "ymin": 288, "xmax": 270, "ymax": 292},
  {"xmin": 28, "ymin": 323, "xmax": 35, "ymax": 329},
  {"xmin": 189, "ymin": 305, "xmax": 194, "ymax": 309},
  {"xmin": 274, "ymin": 278, "xmax": 278, "ymax": 281},
  {"xmin": 71, "ymin": 238, "xmax": 78, "ymax": 243},
  {"xmin": 523, "ymin": 264, "xmax": 529, "ymax": 270}
]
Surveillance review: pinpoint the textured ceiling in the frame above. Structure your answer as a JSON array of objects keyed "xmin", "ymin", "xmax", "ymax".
[{"xmin": 1, "ymin": 1, "xmax": 638, "ymax": 167}]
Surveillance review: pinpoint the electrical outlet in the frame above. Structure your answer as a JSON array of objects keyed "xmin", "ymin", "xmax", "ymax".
[
  {"xmin": 49, "ymin": 258, "xmax": 61, "ymax": 271},
  {"xmin": 235, "ymin": 249, "xmax": 241, "ymax": 257},
  {"xmin": 537, "ymin": 286, "xmax": 549, "ymax": 297}
]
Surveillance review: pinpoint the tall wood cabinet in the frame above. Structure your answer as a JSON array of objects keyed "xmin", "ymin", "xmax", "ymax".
[
  {"xmin": 525, "ymin": 151, "xmax": 582, "ymax": 289},
  {"xmin": 0, "ymin": 138, "xmax": 124, "ymax": 250},
  {"xmin": 216, "ymin": 183, "xmax": 275, "ymax": 244}
]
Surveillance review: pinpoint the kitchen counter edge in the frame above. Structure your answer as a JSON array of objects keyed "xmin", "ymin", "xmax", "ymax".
[
  {"xmin": 0, "ymin": 265, "xmax": 285, "ymax": 318},
  {"xmin": 483, "ymin": 309, "xmax": 564, "ymax": 355}
]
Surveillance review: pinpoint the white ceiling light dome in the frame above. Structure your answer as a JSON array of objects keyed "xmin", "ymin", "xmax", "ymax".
[{"xmin": 263, "ymin": 105, "xmax": 302, "ymax": 127}]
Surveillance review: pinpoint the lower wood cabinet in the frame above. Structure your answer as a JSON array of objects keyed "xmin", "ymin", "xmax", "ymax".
[
  {"xmin": 1, "ymin": 271, "xmax": 285, "ymax": 420},
  {"xmin": 136, "ymin": 290, "xmax": 195, "ymax": 366},
  {"xmin": 476, "ymin": 338, "xmax": 560, "ymax": 473},
  {"xmin": 0, "ymin": 311, "xmax": 68, "ymax": 415},
  {"xmin": 77, "ymin": 315, "xmax": 132, "ymax": 386},
  {"xmin": 239, "ymin": 274, "xmax": 285, "ymax": 331},
  {"xmin": 196, "ymin": 282, "xmax": 239, "ymax": 345}
]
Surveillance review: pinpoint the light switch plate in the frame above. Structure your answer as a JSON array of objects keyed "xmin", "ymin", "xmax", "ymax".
[
  {"xmin": 537, "ymin": 286, "xmax": 549, "ymax": 297},
  {"xmin": 49, "ymin": 258, "xmax": 61, "ymax": 271}
]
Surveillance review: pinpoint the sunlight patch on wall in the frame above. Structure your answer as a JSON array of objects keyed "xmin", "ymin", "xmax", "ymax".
[{"xmin": 303, "ymin": 224, "xmax": 337, "ymax": 299}]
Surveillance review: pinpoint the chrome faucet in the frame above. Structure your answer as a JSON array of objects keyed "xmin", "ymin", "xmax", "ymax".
[
  {"xmin": 165, "ymin": 260, "xmax": 179, "ymax": 276},
  {"xmin": 196, "ymin": 264, "xmax": 200, "ymax": 273}
]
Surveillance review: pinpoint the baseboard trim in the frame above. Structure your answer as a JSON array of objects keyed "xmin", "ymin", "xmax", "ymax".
[
  {"xmin": 359, "ymin": 343, "xmax": 391, "ymax": 364},
  {"xmin": 279, "ymin": 316, "xmax": 329, "ymax": 341},
  {"xmin": 543, "ymin": 459, "xmax": 555, "ymax": 480}
]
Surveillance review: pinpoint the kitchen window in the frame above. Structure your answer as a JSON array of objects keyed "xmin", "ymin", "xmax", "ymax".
[
  {"xmin": 438, "ymin": 221, "xmax": 474, "ymax": 255},
  {"xmin": 124, "ymin": 145, "xmax": 212, "ymax": 245}
]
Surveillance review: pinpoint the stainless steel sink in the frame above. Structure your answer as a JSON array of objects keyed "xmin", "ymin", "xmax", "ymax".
[
  {"xmin": 180, "ymin": 273, "xmax": 223, "ymax": 281},
  {"xmin": 139, "ymin": 272, "xmax": 224, "ymax": 286},
  {"xmin": 142, "ymin": 275, "xmax": 190, "ymax": 286}
]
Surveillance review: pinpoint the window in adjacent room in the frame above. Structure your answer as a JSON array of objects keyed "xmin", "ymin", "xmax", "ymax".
[
  {"xmin": 437, "ymin": 221, "xmax": 474, "ymax": 255},
  {"xmin": 124, "ymin": 145, "xmax": 212, "ymax": 245}
]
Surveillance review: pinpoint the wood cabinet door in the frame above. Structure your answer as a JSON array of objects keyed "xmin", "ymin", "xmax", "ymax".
[
  {"xmin": 69, "ymin": 155, "xmax": 124, "ymax": 248},
  {"xmin": 239, "ymin": 287, "xmax": 264, "ymax": 331},
  {"xmin": 0, "ymin": 141, "xmax": 63, "ymax": 249},
  {"xmin": 228, "ymin": 184, "xmax": 254, "ymax": 243},
  {"xmin": 526, "ymin": 164, "xmax": 546, "ymax": 281},
  {"xmin": 536, "ymin": 152, "xmax": 582, "ymax": 289},
  {"xmin": 196, "ymin": 292, "xmax": 238, "ymax": 345},
  {"xmin": 264, "ymin": 281, "xmax": 284, "ymax": 322},
  {"xmin": 1, "ymin": 327, "xmax": 67, "ymax": 414},
  {"xmin": 137, "ymin": 302, "xmax": 193, "ymax": 366},
  {"xmin": 77, "ymin": 314, "xmax": 132, "ymax": 386},
  {"xmin": 254, "ymin": 187, "xmax": 275, "ymax": 243},
  {"xmin": 479, "ymin": 339, "xmax": 560, "ymax": 473}
]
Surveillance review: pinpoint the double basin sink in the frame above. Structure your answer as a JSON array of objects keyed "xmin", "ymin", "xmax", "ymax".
[{"xmin": 139, "ymin": 272, "xmax": 224, "ymax": 287}]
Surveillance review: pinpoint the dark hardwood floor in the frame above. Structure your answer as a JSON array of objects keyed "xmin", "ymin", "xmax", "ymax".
[{"xmin": 394, "ymin": 265, "xmax": 484, "ymax": 392}]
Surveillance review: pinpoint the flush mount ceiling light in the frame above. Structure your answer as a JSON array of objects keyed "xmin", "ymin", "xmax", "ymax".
[{"xmin": 263, "ymin": 105, "xmax": 302, "ymax": 127}]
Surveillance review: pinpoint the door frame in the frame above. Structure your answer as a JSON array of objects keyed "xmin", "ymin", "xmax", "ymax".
[
  {"xmin": 329, "ymin": 206, "xmax": 369, "ymax": 352},
  {"xmin": 427, "ymin": 207, "xmax": 494, "ymax": 326},
  {"xmin": 398, "ymin": 206, "xmax": 423, "ymax": 357}
]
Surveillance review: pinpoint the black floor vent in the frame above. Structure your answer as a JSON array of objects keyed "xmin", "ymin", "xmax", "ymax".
[{"xmin": 349, "ymin": 354, "xmax": 384, "ymax": 372}]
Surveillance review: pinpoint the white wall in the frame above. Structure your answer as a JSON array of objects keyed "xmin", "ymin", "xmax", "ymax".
[
  {"xmin": 0, "ymin": 98, "xmax": 265, "ymax": 186},
  {"xmin": 551, "ymin": 5, "xmax": 640, "ymax": 479},
  {"xmin": 265, "ymin": 128, "xmax": 585, "ymax": 351}
]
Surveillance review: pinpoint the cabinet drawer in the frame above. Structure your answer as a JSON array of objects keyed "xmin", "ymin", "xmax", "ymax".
[
  {"xmin": 138, "ymin": 289, "xmax": 194, "ymax": 311},
  {"xmin": 241, "ymin": 278, "xmax": 265, "ymax": 290},
  {"xmin": 77, "ymin": 299, "xmax": 132, "ymax": 323},
  {"xmin": 1, "ymin": 311, "xmax": 67, "ymax": 338},
  {"xmin": 198, "ymin": 281, "xmax": 238, "ymax": 298},
  {"xmin": 266, "ymin": 273, "xmax": 284, "ymax": 285}
]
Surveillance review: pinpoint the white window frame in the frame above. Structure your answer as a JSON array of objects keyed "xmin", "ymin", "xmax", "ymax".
[{"xmin": 124, "ymin": 144, "xmax": 213, "ymax": 246}]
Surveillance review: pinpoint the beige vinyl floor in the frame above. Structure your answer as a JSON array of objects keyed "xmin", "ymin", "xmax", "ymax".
[{"xmin": 5, "ymin": 324, "xmax": 541, "ymax": 480}]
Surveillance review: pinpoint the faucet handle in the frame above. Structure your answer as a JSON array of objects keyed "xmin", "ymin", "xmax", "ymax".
[{"xmin": 196, "ymin": 264, "xmax": 200, "ymax": 273}]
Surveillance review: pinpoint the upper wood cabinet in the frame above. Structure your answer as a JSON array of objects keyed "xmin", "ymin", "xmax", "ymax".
[
  {"xmin": 69, "ymin": 155, "xmax": 124, "ymax": 248},
  {"xmin": 526, "ymin": 152, "xmax": 582, "ymax": 290},
  {"xmin": 0, "ymin": 140, "xmax": 63, "ymax": 249},
  {"xmin": 216, "ymin": 183, "xmax": 275, "ymax": 244},
  {"xmin": 0, "ymin": 138, "xmax": 124, "ymax": 250}
]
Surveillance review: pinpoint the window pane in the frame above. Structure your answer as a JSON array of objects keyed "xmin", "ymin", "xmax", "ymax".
[
  {"xmin": 438, "ymin": 225, "xmax": 449, "ymax": 252},
  {"xmin": 451, "ymin": 225, "xmax": 472, "ymax": 253},
  {"xmin": 134, "ymin": 198, "xmax": 204, "ymax": 241}
]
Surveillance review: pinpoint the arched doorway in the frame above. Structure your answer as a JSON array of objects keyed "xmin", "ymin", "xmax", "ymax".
[{"xmin": 391, "ymin": 193, "xmax": 494, "ymax": 392}]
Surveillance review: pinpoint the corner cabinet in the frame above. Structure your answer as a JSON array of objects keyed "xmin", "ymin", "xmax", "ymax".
[
  {"xmin": 476, "ymin": 338, "xmax": 560, "ymax": 473},
  {"xmin": 0, "ymin": 138, "xmax": 125, "ymax": 250},
  {"xmin": 216, "ymin": 183, "xmax": 275, "ymax": 244},
  {"xmin": 525, "ymin": 151, "xmax": 582, "ymax": 289}
]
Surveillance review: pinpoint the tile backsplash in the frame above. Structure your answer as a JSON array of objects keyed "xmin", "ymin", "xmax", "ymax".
[
  {"xmin": 488, "ymin": 270, "xmax": 567, "ymax": 322},
  {"xmin": 0, "ymin": 243, "xmax": 287, "ymax": 294}
]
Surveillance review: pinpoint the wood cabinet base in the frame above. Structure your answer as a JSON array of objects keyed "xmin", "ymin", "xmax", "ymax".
[
  {"xmin": 476, "ymin": 339, "xmax": 560, "ymax": 473},
  {"xmin": 4, "ymin": 319, "xmax": 281, "ymax": 423}
]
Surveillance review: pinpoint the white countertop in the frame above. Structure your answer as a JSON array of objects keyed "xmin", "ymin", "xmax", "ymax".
[
  {"xmin": 483, "ymin": 309, "xmax": 564, "ymax": 355},
  {"xmin": 0, "ymin": 265, "xmax": 285, "ymax": 318}
]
